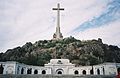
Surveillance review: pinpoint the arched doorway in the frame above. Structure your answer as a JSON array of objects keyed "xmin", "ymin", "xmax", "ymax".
[
  {"xmin": 21, "ymin": 68, "xmax": 24, "ymax": 74},
  {"xmin": 74, "ymin": 70, "xmax": 79, "ymax": 74},
  {"xmin": 82, "ymin": 70, "xmax": 86, "ymax": 75},
  {"xmin": 90, "ymin": 66, "xmax": 94, "ymax": 75},
  {"xmin": 0, "ymin": 64, "xmax": 4, "ymax": 74},
  {"xmin": 97, "ymin": 69, "xmax": 100, "ymax": 75},
  {"xmin": 27, "ymin": 68, "xmax": 32, "ymax": 74},
  {"xmin": 58, "ymin": 71, "xmax": 62, "ymax": 74},
  {"xmin": 42, "ymin": 70, "xmax": 46, "ymax": 74},
  {"xmin": 6, "ymin": 67, "xmax": 13, "ymax": 74},
  {"xmin": 34, "ymin": 70, "xmax": 38, "ymax": 74},
  {"xmin": 90, "ymin": 69, "xmax": 93, "ymax": 75},
  {"xmin": 56, "ymin": 69, "xmax": 64, "ymax": 75}
]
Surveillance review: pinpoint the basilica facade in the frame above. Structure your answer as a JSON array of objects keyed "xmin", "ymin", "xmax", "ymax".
[{"xmin": 0, "ymin": 59, "xmax": 120, "ymax": 75}]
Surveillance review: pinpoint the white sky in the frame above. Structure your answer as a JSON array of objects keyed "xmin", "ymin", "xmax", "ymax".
[{"xmin": 0, "ymin": 0, "xmax": 120, "ymax": 52}]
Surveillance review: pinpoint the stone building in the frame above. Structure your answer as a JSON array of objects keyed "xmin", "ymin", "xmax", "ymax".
[{"xmin": 0, "ymin": 59, "xmax": 120, "ymax": 75}]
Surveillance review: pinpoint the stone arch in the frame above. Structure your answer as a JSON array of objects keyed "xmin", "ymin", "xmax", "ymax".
[
  {"xmin": 56, "ymin": 69, "xmax": 64, "ymax": 75},
  {"xmin": 97, "ymin": 69, "xmax": 100, "ymax": 75},
  {"xmin": 27, "ymin": 68, "xmax": 32, "ymax": 74},
  {"xmin": 6, "ymin": 66, "xmax": 13, "ymax": 74},
  {"xmin": 34, "ymin": 70, "xmax": 38, "ymax": 74},
  {"xmin": 21, "ymin": 68, "xmax": 24, "ymax": 74},
  {"xmin": 82, "ymin": 70, "xmax": 86, "ymax": 75},
  {"xmin": 74, "ymin": 70, "xmax": 79, "ymax": 74},
  {"xmin": 0, "ymin": 64, "xmax": 4, "ymax": 74},
  {"xmin": 117, "ymin": 67, "xmax": 120, "ymax": 74},
  {"xmin": 42, "ymin": 70, "xmax": 46, "ymax": 74}
]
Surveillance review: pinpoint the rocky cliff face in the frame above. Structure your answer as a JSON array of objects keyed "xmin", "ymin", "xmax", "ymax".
[{"xmin": 0, "ymin": 37, "xmax": 120, "ymax": 66}]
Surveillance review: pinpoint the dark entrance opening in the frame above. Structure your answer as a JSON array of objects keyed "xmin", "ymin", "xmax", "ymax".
[
  {"xmin": 58, "ymin": 71, "xmax": 62, "ymax": 74},
  {"xmin": 90, "ymin": 66, "xmax": 94, "ymax": 75},
  {"xmin": 117, "ymin": 68, "xmax": 120, "ymax": 74},
  {"xmin": 90, "ymin": 69, "xmax": 93, "ymax": 74},
  {"xmin": 82, "ymin": 70, "xmax": 86, "ymax": 75},
  {"xmin": 27, "ymin": 68, "xmax": 32, "ymax": 74},
  {"xmin": 34, "ymin": 70, "xmax": 38, "ymax": 74},
  {"xmin": 0, "ymin": 64, "xmax": 4, "ymax": 74},
  {"xmin": 42, "ymin": 70, "xmax": 46, "ymax": 74},
  {"xmin": 97, "ymin": 69, "xmax": 100, "ymax": 75},
  {"xmin": 21, "ymin": 68, "xmax": 24, "ymax": 74},
  {"xmin": 17, "ymin": 67, "xmax": 20, "ymax": 74},
  {"xmin": 74, "ymin": 70, "xmax": 79, "ymax": 74}
]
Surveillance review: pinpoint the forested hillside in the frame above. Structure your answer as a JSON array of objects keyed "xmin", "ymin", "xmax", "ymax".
[{"xmin": 0, "ymin": 37, "xmax": 120, "ymax": 66}]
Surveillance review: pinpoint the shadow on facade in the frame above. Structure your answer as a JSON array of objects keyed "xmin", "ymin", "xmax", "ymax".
[{"xmin": 0, "ymin": 64, "xmax": 4, "ymax": 74}]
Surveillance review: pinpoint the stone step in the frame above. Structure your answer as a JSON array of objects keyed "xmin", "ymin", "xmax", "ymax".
[{"xmin": 0, "ymin": 75, "xmax": 116, "ymax": 78}]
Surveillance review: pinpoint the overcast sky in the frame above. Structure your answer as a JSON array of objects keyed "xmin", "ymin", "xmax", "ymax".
[{"xmin": 0, "ymin": 0, "xmax": 120, "ymax": 52}]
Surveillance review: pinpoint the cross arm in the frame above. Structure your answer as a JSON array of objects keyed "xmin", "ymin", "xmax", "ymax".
[{"xmin": 52, "ymin": 8, "xmax": 64, "ymax": 10}]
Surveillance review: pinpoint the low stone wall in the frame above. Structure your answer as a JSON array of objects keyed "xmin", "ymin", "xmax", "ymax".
[{"xmin": 0, "ymin": 75, "xmax": 116, "ymax": 78}]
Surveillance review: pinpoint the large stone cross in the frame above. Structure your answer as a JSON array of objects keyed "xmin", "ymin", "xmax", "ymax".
[
  {"xmin": 52, "ymin": 3, "xmax": 64, "ymax": 40},
  {"xmin": 53, "ymin": 3, "xmax": 64, "ymax": 29}
]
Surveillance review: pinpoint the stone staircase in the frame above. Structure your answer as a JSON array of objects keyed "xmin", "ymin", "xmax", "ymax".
[{"xmin": 0, "ymin": 75, "xmax": 116, "ymax": 78}]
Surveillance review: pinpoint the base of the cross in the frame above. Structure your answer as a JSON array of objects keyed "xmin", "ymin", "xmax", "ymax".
[{"xmin": 52, "ymin": 33, "xmax": 63, "ymax": 40}]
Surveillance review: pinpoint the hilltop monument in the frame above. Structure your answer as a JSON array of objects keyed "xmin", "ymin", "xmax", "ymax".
[
  {"xmin": 52, "ymin": 3, "xmax": 64, "ymax": 40},
  {"xmin": 0, "ymin": 3, "xmax": 120, "ymax": 78}
]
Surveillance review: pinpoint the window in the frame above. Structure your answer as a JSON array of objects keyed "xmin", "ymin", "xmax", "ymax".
[
  {"xmin": 34, "ymin": 70, "xmax": 38, "ymax": 74},
  {"xmin": 57, "ymin": 60, "xmax": 62, "ymax": 64},
  {"xmin": 27, "ymin": 68, "xmax": 32, "ymax": 74},
  {"xmin": 82, "ymin": 70, "xmax": 86, "ymax": 75},
  {"xmin": 21, "ymin": 68, "xmax": 24, "ymax": 74},
  {"xmin": 97, "ymin": 69, "xmax": 100, "ymax": 75},
  {"xmin": 42, "ymin": 70, "xmax": 46, "ymax": 74},
  {"xmin": 74, "ymin": 70, "xmax": 79, "ymax": 74},
  {"xmin": 90, "ymin": 69, "xmax": 93, "ymax": 74}
]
